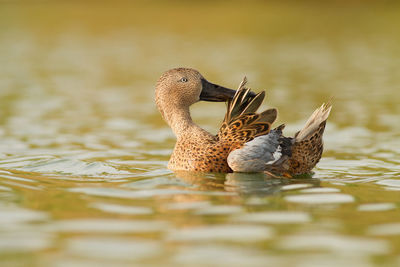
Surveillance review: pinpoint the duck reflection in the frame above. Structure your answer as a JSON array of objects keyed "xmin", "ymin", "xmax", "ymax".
[
  {"xmin": 173, "ymin": 171, "xmax": 320, "ymax": 197},
  {"xmin": 225, "ymin": 172, "xmax": 287, "ymax": 195},
  {"xmin": 173, "ymin": 170, "xmax": 227, "ymax": 191}
]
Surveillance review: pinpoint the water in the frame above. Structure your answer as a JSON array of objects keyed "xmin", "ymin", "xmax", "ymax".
[{"xmin": 1, "ymin": 2, "xmax": 400, "ymax": 266}]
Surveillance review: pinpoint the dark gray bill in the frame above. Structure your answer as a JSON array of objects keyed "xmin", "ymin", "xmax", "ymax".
[{"xmin": 200, "ymin": 79, "xmax": 238, "ymax": 102}]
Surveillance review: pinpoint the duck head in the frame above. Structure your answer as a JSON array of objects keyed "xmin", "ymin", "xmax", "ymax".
[{"xmin": 155, "ymin": 68, "xmax": 241, "ymax": 121}]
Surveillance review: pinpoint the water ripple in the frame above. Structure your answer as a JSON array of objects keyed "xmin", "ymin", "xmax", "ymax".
[
  {"xmin": 278, "ymin": 234, "xmax": 389, "ymax": 254},
  {"xmin": 167, "ymin": 225, "xmax": 273, "ymax": 243},
  {"xmin": 233, "ymin": 211, "xmax": 311, "ymax": 224},
  {"xmin": 21, "ymin": 158, "xmax": 131, "ymax": 176},
  {"xmin": 65, "ymin": 237, "xmax": 162, "ymax": 261},
  {"xmin": 285, "ymin": 193, "xmax": 355, "ymax": 205}
]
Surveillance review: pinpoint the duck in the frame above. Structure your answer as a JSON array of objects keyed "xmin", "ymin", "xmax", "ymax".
[{"xmin": 155, "ymin": 67, "xmax": 331, "ymax": 176}]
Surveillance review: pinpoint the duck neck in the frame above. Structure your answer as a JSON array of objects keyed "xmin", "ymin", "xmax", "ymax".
[{"xmin": 164, "ymin": 105, "xmax": 198, "ymax": 138}]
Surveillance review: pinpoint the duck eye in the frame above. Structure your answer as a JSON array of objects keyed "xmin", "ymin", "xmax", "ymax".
[{"xmin": 179, "ymin": 77, "xmax": 188, "ymax": 82}]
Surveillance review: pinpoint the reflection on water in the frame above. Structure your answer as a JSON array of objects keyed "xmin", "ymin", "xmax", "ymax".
[{"xmin": 1, "ymin": 1, "xmax": 400, "ymax": 267}]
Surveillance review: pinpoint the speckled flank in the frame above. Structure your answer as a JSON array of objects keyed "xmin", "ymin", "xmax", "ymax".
[
  {"xmin": 156, "ymin": 68, "xmax": 331, "ymax": 175},
  {"xmin": 169, "ymin": 137, "xmax": 233, "ymax": 173}
]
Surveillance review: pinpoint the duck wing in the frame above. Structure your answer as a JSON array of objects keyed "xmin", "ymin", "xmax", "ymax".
[{"xmin": 217, "ymin": 78, "xmax": 277, "ymax": 146}]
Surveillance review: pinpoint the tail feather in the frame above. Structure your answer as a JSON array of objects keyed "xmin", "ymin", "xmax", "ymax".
[
  {"xmin": 295, "ymin": 102, "xmax": 332, "ymax": 141},
  {"xmin": 288, "ymin": 102, "xmax": 332, "ymax": 175}
]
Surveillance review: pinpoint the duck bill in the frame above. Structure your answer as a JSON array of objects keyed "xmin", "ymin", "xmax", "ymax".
[{"xmin": 200, "ymin": 79, "xmax": 237, "ymax": 102}]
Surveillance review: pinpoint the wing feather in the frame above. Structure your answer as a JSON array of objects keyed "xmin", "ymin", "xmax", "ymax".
[{"xmin": 217, "ymin": 78, "xmax": 275, "ymax": 147}]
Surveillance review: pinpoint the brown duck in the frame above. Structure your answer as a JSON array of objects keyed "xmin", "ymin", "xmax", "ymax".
[{"xmin": 155, "ymin": 68, "xmax": 331, "ymax": 176}]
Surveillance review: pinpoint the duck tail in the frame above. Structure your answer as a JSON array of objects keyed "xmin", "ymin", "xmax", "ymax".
[{"xmin": 288, "ymin": 102, "xmax": 332, "ymax": 175}]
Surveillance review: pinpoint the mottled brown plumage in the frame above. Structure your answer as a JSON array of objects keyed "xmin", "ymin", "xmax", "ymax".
[
  {"xmin": 155, "ymin": 68, "xmax": 331, "ymax": 175},
  {"xmin": 288, "ymin": 121, "xmax": 326, "ymax": 174},
  {"xmin": 218, "ymin": 80, "xmax": 276, "ymax": 151}
]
